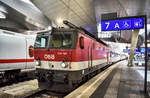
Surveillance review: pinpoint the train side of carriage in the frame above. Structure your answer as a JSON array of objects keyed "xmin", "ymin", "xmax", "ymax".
[
  {"xmin": 34, "ymin": 21, "xmax": 126, "ymax": 89},
  {"xmin": 0, "ymin": 29, "xmax": 36, "ymax": 82}
]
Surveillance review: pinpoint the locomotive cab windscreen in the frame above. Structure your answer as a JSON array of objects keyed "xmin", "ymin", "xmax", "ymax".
[
  {"xmin": 34, "ymin": 28, "xmax": 77, "ymax": 49},
  {"xmin": 50, "ymin": 29, "xmax": 77, "ymax": 49},
  {"xmin": 34, "ymin": 32, "xmax": 49, "ymax": 49}
]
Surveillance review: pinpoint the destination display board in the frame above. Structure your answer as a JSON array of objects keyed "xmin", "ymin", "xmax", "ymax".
[{"xmin": 101, "ymin": 17, "xmax": 144, "ymax": 31}]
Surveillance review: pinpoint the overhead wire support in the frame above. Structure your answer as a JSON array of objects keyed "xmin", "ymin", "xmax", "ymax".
[{"xmin": 63, "ymin": 20, "xmax": 108, "ymax": 46}]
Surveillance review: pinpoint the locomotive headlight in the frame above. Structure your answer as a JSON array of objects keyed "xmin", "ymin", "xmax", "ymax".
[
  {"xmin": 61, "ymin": 62, "xmax": 67, "ymax": 68},
  {"xmin": 35, "ymin": 60, "xmax": 40, "ymax": 66}
]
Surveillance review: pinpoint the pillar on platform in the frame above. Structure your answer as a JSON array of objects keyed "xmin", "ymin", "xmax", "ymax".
[{"xmin": 128, "ymin": 29, "xmax": 139, "ymax": 67}]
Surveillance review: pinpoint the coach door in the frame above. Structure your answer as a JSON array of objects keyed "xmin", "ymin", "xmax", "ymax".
[
  {"xmin": 26, "ymin": 38, "xmax": 35, "ymax": 69},
  {"xmin": 88, "ymin": 45, "xmax": 93, "ymax": 68},
  {"xmin": 107, "ymin": 52, "xmax": 109, "ymax": 64},
  {"xmin": 91, "ymin": 46, "xmax": 93, "ymax": 67}
]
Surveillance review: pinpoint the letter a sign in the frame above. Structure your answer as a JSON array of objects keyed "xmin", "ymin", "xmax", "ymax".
[{"xmin": 114, "ymin": 23, "xmax": 119, "ymax": 28}]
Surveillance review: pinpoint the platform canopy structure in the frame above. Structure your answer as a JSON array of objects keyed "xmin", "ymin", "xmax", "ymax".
[
  {"xmin": 0, "ymin": 0, "xmax": 51, "ymax": 32},
  {"xmin": 31, "ymin": 0, "xmax": 150, "ymax": 44},
  {"xmin": 0, "ymin": 0, "xmax": 149, "ymax": 43},
  {"xmin": 31, "ymin": 0, "xmax": 97, "ymax": 32}
]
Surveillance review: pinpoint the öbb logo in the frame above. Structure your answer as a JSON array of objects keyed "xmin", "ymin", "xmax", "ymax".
[{"xmin": 44, "ymin": 54, "xmax": 55, "ymax": 60}]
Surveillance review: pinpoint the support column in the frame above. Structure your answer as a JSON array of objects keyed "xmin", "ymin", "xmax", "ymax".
[{"xmin": 128, "ymin": 29, "xmax": 139, "ymax": 67}]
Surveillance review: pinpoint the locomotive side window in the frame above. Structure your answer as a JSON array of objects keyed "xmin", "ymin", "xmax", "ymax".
[
  {"xmin": 79, "ymin": 37, "xmax": 84, "ymax": 49},
  {"xmin": 41, "ymin": 38, "xmax": 46, "ymax": 47},
  {"xmin": 34, "ymin": 33, "xmax": 49, "ymax": 48}
]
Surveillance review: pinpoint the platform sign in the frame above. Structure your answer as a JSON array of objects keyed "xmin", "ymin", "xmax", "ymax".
[
  {"xmin": 101, "ymin": 17, "xmax": 144, "ymax": 31},
  {"xmin": 123, "ymin": 49, "xmax": 129, "ymax": 53},
  {"xmin": 124, "ymin": 49, "xmax": 139, "ymax": 54},
  {"xmin": 101, "ymin": 15, "xmax": 148, "ymax": 93}
]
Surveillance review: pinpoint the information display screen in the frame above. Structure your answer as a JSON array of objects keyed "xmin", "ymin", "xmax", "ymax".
[{"xmin": 101, "ymin": 17, "xmax": 144, "ymax": 31}]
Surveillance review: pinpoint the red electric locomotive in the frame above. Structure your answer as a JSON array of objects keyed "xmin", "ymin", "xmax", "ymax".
[{"xmin": 34, "ymin": 21, "xmax": 112, "ymax": 91}]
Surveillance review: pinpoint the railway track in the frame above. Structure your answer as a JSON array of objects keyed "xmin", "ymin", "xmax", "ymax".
[
  {"xmin": 23, "ymin": 89, "xmax": 64, "ymax": 98},
  {"xmin": 0, "ymin": 70, "xmax": 35, "ymax": 88},
  {"xmin": 0, "ymin": 78, "xmax": 34, "ymax": 88},
  {"xmin": 0, "ymin": 79, "xmax": 66, "ymax": 98},
  {"xmin": 0, "ymin": 79, "xmax": 38, "ymax": 97}
]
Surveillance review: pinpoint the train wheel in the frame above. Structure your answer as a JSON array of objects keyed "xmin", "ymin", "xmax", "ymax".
[
  {"xmin": 9, "ymin": 74, "xmax": 15, "ymax": 82},
  {"xmin": 68, "ymin": 80, "xmax": 73, "ymax": 89},
  {"xmin": 2, "ymin": 77, "xmax": 7, "ymax": 83},
  {"xmin": 48, "ymin": 81, "xmax": 53, "ymax": 87},
  {"xmin": 45, "ymin": 74, "xmax": 53, "ymax": 87},
  {"xmin": 7, "ymin": 73, "xmax": 16, "ymax": 83},
  {"xmin": 64, "ymin": 78, "xmax": 68, "ymax": 84},
  {"xmin": 82, "ymin": 76, "xmax": 88, "ymax": 83}
]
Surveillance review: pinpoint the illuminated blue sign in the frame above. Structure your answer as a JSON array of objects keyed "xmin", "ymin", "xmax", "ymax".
[
  {"xmin": 101, "ymin": 17, "xmax": 144, "ymax": 31},
  {"xmin": 140, "ymin": 48, "xmax": 145, "ymax": 52}
]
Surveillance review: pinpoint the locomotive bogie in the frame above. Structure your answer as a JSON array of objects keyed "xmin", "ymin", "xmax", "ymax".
[{"xmin": 36, "ymin": 61, "xmax": 109, "ymax": 90}]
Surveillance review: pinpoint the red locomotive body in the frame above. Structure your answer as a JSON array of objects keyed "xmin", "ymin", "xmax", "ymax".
[{"xmin": 34, "ymin": 21, "xmax": 119, "ymax": 90}]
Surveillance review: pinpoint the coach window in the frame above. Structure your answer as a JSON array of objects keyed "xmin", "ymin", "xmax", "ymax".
[
  {"xmin": 93, "ymin": 43, "xmax": 95, "ymax": 49},
  {"xmin": 103, "ymin": 48, "xmax": 105, "ymax": 51},
  {"xmin": 79, "ymin": 37, "xmax": 84, "ymax": 49}
]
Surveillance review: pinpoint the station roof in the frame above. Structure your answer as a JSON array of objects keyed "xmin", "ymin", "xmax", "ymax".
[
  {"xmin": 30, "ymin": 0, "xmax": 150, "ymax": 45},
  {"xmin": 0, "ymin": 0, "xmax": 150, "ymax": 45},
  {"xmin": 0, "ymin": 0, "xmax": 51, "ymax": 31}
]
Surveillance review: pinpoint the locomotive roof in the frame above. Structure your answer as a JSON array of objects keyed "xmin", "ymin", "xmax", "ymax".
[
  {"xmin": 52, "ymin": 28, "xmax": 108, "ymax": 47},
  {"xmin": 37, "ymin": 27, "xmax": 108, "ymax": 47},
  {"xmin": 78, "ymin": 28, "xmax": 108, "ymax": 47},
  {"xmin": 52, "ymin": 27, "xmax": 76, "ymax": 32}
]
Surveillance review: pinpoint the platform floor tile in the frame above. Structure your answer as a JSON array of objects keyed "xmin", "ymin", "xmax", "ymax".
[{"xmin": 91, "ymin": 61, "xmax": 148, "ymax": 98}]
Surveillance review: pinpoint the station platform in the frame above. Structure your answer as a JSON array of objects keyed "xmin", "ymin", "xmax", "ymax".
[{"xmin": 65, "ymin": 61, "xmax": 149, "ymax": 98}]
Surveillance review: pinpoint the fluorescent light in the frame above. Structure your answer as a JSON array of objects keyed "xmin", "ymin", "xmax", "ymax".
[{"xmin": 0, "ymin": 12, "xmax": 6, "ymax": 19}]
